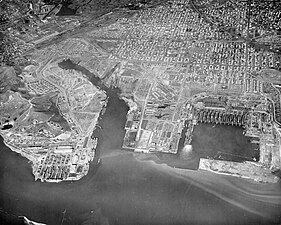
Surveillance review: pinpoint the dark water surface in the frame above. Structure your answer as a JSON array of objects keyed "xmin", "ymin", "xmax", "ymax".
[
  {"xmin": 1, "ymin": 60, "xmax": 281, "ymax": 225},
  {"xmin": 191, "ymin": 123, "xmax": 259, "ymax": 162},
  {"xmin": 147, "ymin": 119, "xmax": 259, "ymax": 170},
  {"xmin": 56, "ymin": 0, "xmax": 77, "ymax": 16}
]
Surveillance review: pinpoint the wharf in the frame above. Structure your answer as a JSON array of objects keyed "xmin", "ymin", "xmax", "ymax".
[{"xmin": 199, "ymin": 158, "xmax": 279, "ymax": 183}]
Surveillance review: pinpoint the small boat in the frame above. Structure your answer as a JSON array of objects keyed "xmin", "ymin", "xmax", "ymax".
[{"xmin": 92, "ymin": 138, "xmax": 98, "ymax": 149}]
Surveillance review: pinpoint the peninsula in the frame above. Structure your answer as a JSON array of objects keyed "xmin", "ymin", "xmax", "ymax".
[{"xmin": 0, "ymin": 60, "xmax": 106, "ymax": 182}]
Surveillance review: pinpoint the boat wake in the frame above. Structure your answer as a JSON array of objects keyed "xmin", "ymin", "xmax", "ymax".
[{"xmin": 19, "ymin": 216, "xmax": 47, "ymax": 225}]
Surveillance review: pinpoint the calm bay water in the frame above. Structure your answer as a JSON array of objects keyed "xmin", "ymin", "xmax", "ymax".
[
  {"xmin": 0, "ymin": 60, "xmax": 281, "ymax": 225},
  {"xmin": 191, "ymin": 123, "xmax": 259, "ymax": 162}
]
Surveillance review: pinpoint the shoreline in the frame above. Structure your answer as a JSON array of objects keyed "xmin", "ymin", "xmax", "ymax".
[{"xmin": 199, "ymin": 158, "xmax": 279, "ymax": 183}]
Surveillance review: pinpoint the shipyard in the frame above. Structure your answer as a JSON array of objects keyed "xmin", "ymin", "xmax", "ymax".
[{"xmin": 0, "ymin": 0, "xmax": 281, "ymax": 224}]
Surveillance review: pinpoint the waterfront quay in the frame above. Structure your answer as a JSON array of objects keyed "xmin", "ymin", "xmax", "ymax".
[
  {"xmin": 33, "ymin": 138, "xmax": 97, "ymax": 182},
  {"xmin": 0, "ymin": 58, "xmax": 105, "ymax": 182}
]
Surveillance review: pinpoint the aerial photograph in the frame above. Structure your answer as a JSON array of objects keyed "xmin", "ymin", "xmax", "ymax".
[{"xmin": 0, "ymin": 0, "xmax": 281, "ymax": 224}]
